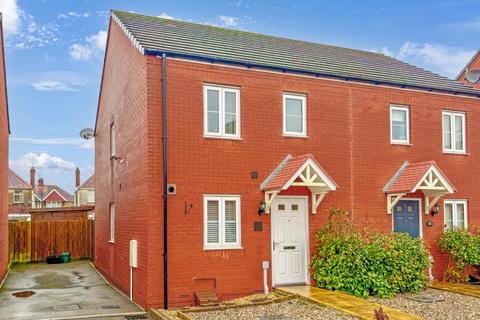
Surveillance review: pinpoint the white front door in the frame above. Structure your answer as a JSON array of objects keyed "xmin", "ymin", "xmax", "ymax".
[{"xmin": 271, "ymin": 197, "xmax": 308, "ymax": 286}]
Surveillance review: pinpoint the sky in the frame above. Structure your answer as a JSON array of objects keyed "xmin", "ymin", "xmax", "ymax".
[{"xmin": 2, "ymin": 0, "xmax": 479, "ymax": 193}]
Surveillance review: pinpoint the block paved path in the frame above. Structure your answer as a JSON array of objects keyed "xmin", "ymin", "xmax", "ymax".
[
  {"xmin": 278, "ymin": 285, "xmax": 422, "ymax": 320},
  {"xmin": 430, "ymin": 280, "xmax": 480, "ymax": 298}
]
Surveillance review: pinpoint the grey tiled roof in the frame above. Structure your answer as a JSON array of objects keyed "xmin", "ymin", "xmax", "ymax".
[
  {"xmin": 8, "ymin": 169, "xmax": 31, "ymax": 189},
  {"xmin": 78, "ymin": 175, "xmax": 94, "ymax": 189},
  {"xmin": 112, "ymin": 10, "xmax": 480, "ymax": 98}
]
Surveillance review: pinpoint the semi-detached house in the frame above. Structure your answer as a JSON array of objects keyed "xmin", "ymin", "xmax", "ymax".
[{"xmin": 94, "ymin": 10, "xmax": 480, "ymax": 308}]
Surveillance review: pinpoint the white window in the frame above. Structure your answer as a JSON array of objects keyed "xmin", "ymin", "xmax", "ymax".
[
  {"xmin": 444, "ymin": 200, "xmax": 467, "ymax": 229},
  {"xmin": 87, "ymin": 191, "xmax": 95, "ymax": 204},
  {"xmin": 109, "ymin": 203, "xmax": 115, "ymax": 243},
  {"xmin": 204, "ymin": 195, "xmax": 241, "ymax": 250},
  {"xmin": 46, "ymin": 201, "xmax": 62, "ymax": 208},
  {"xmin": 442, "ymin": 111, "xmax": 465, "ymax": 153},
  {"xmin": 110, "ymin": 123, "xmax": 116, "ymax": 157},
  {"xmin": 204, "ymin": 85, "xmax": 240, "ymax": 139},
  {"xmin": 13, "ymin": 191, "xmax": 23, "ymax": 203},
  {"xmin": 283, "ymin": 93, "xmax": 307, "ymax": 137},
  {"xmin": 390, "ymin": 105, "xmax": 409, "ymax": 144}
]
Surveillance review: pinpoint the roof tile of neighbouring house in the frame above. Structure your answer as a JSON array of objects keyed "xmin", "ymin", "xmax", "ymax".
[
  {"xmin": 78, "ymin": 175, "xmax": 94, "ymax": 189},
  {"xmin": 111, "ymin": 10, "xmax": 480, "ymax": 98},
  {"xmin": 8, "ymin": 169, "xmax": 32, "ymax": 189},
  {"xmin": 34, "ymin": 185, "xmax": 74, "ymax": 202},
  {"xmin": 384, "ymin": 161, "xmax": 455, "ymax": 194}
]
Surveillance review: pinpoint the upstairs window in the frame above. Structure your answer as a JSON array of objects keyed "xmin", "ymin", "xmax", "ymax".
[
  {"xmin": 444, "ymin": 200, "xmax": 467, "ymax": 229},
  {"xmin": 283, "ymin": 93, "xmax": 307, "ymax": 137},
  {"xmin": 443, "ymin": 111, "xmax": 465, "ymax": 153},
  {"xmin": 390, "ymin": 105, "xmax": 409, "ymax": 144},
  {"xmin": 110, "ymin": 122, "xmax": 116, "ymax": 157},
  {"xmin": 13, "ymin": 191, "xmax": 23, "ymax": 203},
  {"xmin": 204, "ymin": 85, "xmax": 240, "ymax": 139},
  {"xmin": 204, "ymin": 195, "xmax": 241, "ymax": 250}
]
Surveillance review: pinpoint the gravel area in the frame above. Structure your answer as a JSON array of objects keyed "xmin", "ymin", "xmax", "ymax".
[
  {"xmin": 369, "ymin": 288, "xmax": 480, "ymax": 320},
  {"xmin": 188, "ymin": 299, "xmax": 357, "ymax": 320}
]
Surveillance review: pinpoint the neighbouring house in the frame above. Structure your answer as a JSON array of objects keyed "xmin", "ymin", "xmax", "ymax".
[
  {"xmin": 74, "ymin": 169, "xmax": 95, "ymax": 206},
  {"xmin": 8, "ymin": 169, "xmax": 33, "ymax": 220},
  {"xmin": 457, "ymin": 50, "xmax": 480, "ymax": 89},
  {"xmin": 0, "ymin": 13, "xmax": 10, "ymax": 281},
  {"xmin": 94, "ymin": 10, "xmax": 480, "ymax": 309},
  {"xmin": 30, "ymin": 167, "xmax": 74, "ymax": 209}
]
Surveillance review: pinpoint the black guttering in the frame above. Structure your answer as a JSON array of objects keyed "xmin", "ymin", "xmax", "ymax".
[
  {"xmin": 144, "ymin": 49, "xmax": 480, "ymax": 99},
  {"xmin": 160, "ymin": 53, "xmax": 169, "ymax": 309}
]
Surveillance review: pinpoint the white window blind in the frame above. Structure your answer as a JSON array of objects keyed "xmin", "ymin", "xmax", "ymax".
[
  {"xmin": 204, "ymin": 196, "xmax": 241, "ymax": 250},
  {"xmin": 204, "ymin": 85, "xmax": 240, "ymax": 138},
  {"xmin": 283, "ymin": 94, "xmax": 306, "ymax": 136},
  {"xmin": 444, "ymin": 200, "xmax": 467, "ymax": 229},
  {"xmin": 443, "ymin": 111, "xmax": 465, "ymax": 153}
]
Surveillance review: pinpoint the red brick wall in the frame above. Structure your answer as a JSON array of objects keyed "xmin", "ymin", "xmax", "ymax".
[
  {"xmin": 0, "ymin": 22, "xmax": 8, "ymax": 282},
  {"xmin": 94, "ymin": 19, "xmax": 163, "ymax": 308},
  {"xmin": 458, "ymin": 52, "xmax": 480, "ymax": 89},
  {"xmin": 97, "ymin": 20, "xmax": 480, "ymax": 308}
]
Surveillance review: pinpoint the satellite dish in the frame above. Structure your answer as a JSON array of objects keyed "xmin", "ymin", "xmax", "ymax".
[
  {"xmin": 79, "ymin": 128, "xmax": 94, "ymax": 140},
  {"xmin": 465, "ymin": 69, "xmax": 480, "ymax": 84}
]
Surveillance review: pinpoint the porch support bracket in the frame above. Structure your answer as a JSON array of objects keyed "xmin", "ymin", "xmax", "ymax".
[
  {"xmin": 264, "ymin": 191, "xmax": 280, "ymax": 214},
  {"xmin": 311, "ymin": 192, "xmax": 327, "ymax": 214},
  {"xmin": 387, "ymin": 193, "xmax": 406, "ymax": 214},
  {"xmin": 425, "ymin": 195, "xmax": 441, "ymax": 215}
]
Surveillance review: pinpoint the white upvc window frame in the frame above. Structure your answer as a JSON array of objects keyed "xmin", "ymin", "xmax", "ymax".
[
  {"xmin": 442, "ymin": 111, "xmax": 466, "ymax": 154},
  {"xmin": 283, "ymin": 93, "xmax": 307, "ymax": 137},
  {"xmin": 87, "ymin": 190, "xmax": 95, "ymax": 204},
  {"xmin": 203, "ymin": 84, "xmax": 241, "ymax": 139},
  {"xmin": 203, "ymin": 195, "xmax": 241, "ymax": 250},
  {"xmin": 390, "ymin": 105, "xmax": 410, "ymax": 144},
  {"xmin": 13, "ymin": 190, "xmax": 23, "ymax": 204},
  {"xmin": 444, "ymin": 200, "xmax": 468, "ymax": 229},
  {"xmin": 109, "ymin": 203, "xmax": 115, "ymax": 243}
]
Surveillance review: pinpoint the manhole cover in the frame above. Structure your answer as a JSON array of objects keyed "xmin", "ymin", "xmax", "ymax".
[
  {"xmin": 12, "ymin": 290, "xmax": 36, "ymax": 298},
  {"xmin": 52, "ymin": 304, "xmax": 81, "ymax": 311},
  {"xmin": 259, "ymin": 315, "xmax": 291, "ymax": 320},
  {"xmin": 125, "ymin": 315, "xmax": 148, "ymax": 320},
  {"xmin": 406, "ymin": 295, "xmax": 445, "ymax": 303},
  {"xmin": 102, "ymin": 304, "xmax": 121, "ymax": 309}
]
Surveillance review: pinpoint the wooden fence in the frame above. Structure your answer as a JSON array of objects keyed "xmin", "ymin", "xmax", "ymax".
[{"xmin": 9, "ymin": 219, "xmax": 93, "ymax": 263}]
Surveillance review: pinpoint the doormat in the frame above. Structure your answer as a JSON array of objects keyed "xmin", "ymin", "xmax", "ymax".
[{"xmin": 406, "ymin": 295, "xmax": 445, "ymax": 303}]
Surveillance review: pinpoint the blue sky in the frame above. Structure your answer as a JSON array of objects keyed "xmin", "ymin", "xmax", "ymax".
[{"xmin": 3, "ymin": 0, "xmax": 479, "ymax": 193}]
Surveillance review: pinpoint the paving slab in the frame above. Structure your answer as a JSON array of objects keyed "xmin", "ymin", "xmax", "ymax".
[
  {"xmin": 430, "ymin": 280, "xmax": 480, "ymax": 298},
  {"xmin": 0, "ymin": 261, "xmax": 146, "ymax": 320},
  {"xmin": 278, "ymin": 285, "xmax": 422, "ymax": 320}
]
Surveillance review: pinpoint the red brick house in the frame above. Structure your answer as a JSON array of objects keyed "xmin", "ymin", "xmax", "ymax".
[
  {"xmin": 8, "ymin": 169, "xmax": 33, "ymax": 220},
  {"xmin": 0, "ymin": 13, "xmax": 9, "ymax": 282},
  {"xmin": 457, "ymin": 50, "xmax": 480, "ymax": 89},
  {"xmin": 30, "ymin": 168, "xmax": 75, "ymax": 209},
  {"xmin": 95, "ymin": 10, "xmax": 480, "ymax": 309}
]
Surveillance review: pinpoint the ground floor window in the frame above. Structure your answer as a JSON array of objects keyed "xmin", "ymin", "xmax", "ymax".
[
  {"xmin": 444, "ymin": 200, "xmax": 467, "ymax": 229},
  {"xmin": 204, "ymin": 195, "xmax": 241, "ymax": 250},
  {"xmin": 46, "ymin": 201, "xmax": 62, "ymax": 208}
]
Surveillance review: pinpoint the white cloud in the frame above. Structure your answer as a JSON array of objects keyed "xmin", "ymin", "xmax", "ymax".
[
  {"xmin": 57, "ymin": 11, "xmax": 90, "ymax": 19},
  {"xmin": 17, "ymin": 70, "xmax": 90, "ymax": 92},
  {"xmin": 219, "ymin": 15, "xmax": 239, "ymax": 27},
  {"xmin": 369, "ymin": 42, "xmax": 475, "ymax": 78},
  {"xmin": 10, "ymin": 137, "xmax": 94, "ymax": 149},
  {"xmin": 69, "ymin": 30, "xmax": 107, "ymax": 60},
  {"xmin": 0, "ymin": 0, "xmax": 22, "ymax": 34},
  {"xmin": 158, "ymin": 12, "xmax": 176, "ymax": 20},
  {"xmin": 10, "ymin": 152, "xmax": 77, "ymax": 172}
]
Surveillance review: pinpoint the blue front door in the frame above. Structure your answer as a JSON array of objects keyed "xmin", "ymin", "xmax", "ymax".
[{"xmin": 393, "ymin": 200, "xmax": 420, "ymax": 238}]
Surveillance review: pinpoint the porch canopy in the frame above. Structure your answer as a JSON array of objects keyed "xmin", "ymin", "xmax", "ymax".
[
  {"xmin": 260, "ymin": 154, "xmax": 338, "ymax": 214},
  {"xmin": 384, "ymin": 161, "xmax": 455, "ymax": 214}
]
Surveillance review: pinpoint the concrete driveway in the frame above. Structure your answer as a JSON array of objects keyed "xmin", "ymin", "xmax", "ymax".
[{"xmin": 0, "ymin": 261, "xmax": 148, "ymax": 320}]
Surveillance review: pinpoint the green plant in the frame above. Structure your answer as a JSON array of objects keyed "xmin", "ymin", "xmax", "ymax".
[
  {"xmin": 311, "ymin": 207, "xmax": 430, "ymax": 298},
  {"xmin": 438, "ymin": 228, "xmax": 480, "ymax": 282}
]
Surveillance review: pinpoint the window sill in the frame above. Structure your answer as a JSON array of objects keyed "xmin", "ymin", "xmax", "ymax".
[
  {"xmin": 283, "ymin": 134, "xmax": 308, "ymax": 139},
  {"xmin": 391, "ymin": 141, "xmax": 411, "ymax": 146},
  {"xmin": 443, "ymin": 151, "xmax": 468, "ymax": 156},
  {"xmin": 204, "ymin": 135, "xmax": 242, "ymax": 141},
  {"xmin": 204, "ymin": 246, "xmax": 243, "ymax": 251}
]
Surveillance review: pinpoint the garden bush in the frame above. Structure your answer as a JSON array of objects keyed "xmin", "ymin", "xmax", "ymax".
[
  {"xmin": 439, "ymin": 228, "xmax": 480, "ymax": 282},
  {"xmin": 311, "ymin": 207, "xmax": 430, "ymax": 298}
]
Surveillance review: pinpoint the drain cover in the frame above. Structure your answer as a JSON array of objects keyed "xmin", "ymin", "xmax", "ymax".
[
  {"xmin": 125, "ymin": 315, "xmax": 148, "ymax": 320},
  {"xmin": 102, "ymin": 304, "xmax": 121, "ymax": 309},
  {"xmin": 52, "ymin": 304, "xmax": 81, "ymax": 311},
  {"xmin": 406, "ymin": 295, "xmax": 445, "ymax": 303}
]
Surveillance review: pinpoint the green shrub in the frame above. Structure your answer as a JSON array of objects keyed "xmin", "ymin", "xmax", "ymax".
[
  {"xmin": 311, "ymin": 207, "xmax": 430, "ymax": 298},
  {"xmin": 439, "ymin": 228, "xmax": 480, "ymax": 282}
]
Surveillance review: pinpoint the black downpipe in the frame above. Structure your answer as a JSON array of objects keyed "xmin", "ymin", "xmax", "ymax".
[{"xmin": 161, "ymin": 53, "xmax": 169, "ymax": 309}]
